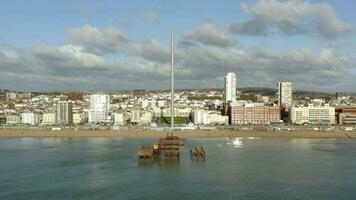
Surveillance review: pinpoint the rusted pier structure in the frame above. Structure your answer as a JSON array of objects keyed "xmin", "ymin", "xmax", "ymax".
[
  {"xmin": 136, "ymin": 136, "xmax": 185, "ymax": 161},
  {"xmin": 190, "ymin": 146, "xmax": 206, "ymax": 160},
  {"xmin": 136, "ymin": 146, "xmax": 160, "ymax": 162},
  {"xmin": 158, "ymin": 136, "xmax": 184, "ymax": 159}
]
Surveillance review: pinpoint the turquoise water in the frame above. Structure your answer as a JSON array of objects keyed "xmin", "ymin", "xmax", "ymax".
[{"xmin": 0, "ymin": 137, "xmax": 355, "ymax": 200}]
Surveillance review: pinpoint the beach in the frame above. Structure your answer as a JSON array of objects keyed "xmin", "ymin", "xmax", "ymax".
[{"xmin": 0, "ymin": 129, "xmax": 355, "ymax": 139}]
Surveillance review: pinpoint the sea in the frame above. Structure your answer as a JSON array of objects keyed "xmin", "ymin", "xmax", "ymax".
[{"xmin": 0, "ymin": 137, "xmax": 355, "ymax": 200}]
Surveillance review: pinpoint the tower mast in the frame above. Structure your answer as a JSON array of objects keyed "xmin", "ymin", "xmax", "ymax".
[{"xmin": 171, "ymin": 28, "xmax": 175, "ymax": 135}]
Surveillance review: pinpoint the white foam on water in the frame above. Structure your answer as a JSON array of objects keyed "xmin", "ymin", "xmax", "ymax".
[{"xmin": 232, "ymin": 138, "xmax": 243, "ymax": 148}]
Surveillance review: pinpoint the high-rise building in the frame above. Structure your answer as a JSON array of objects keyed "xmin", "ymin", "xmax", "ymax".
[
  {"xmin": 88, "ymin": 94, "xmax": 110, "ymax": 123},
  {"xmin": 277, "ymin": 81, "xmax": 293, "ymax": 109},
  {"xmin": 224, "ymin": 72, "xmax": 237, "ymax": 103},
  {"xmin": 56, "ymin": 101, "xmax": 73, "ymax": 125}
]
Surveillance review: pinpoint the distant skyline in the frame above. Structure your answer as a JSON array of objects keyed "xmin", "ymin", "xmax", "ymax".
[{"xmin": 0, "ymin": 0, "xmax": 355, "ymax": 92}]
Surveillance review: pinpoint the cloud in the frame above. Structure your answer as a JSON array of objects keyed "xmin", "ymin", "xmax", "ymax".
[
  {"xmin": 143, "ymin": 10, "xmax": 160, "ymax": 23},
  {"xmin": 130, "ymin": 39, "xmax": 171, "ymax": 63},
  {"xmin": 240, "ymin": 3, "xmax": 250, "ymax": 14},
  {"xmin": 66, "ymin": 25, "xmax": 130, "ymax": 54},
  {"xmin": 1, "ymin": 23, "xmax": 355, "ymax": 92},
  {"xmin": 32, "ymin": 44, "xmax": 105, "ymax": 69},
  {"xmin": 229, "ymin": 0, "xmax": 353, "ymax": 39},
  {"xmin": 67, "ymin": 25, "xmax": 171, "ymax": 63},
  {"xmin": 182, "ymin": 24, "xmax": 235, "ymax": 47}
]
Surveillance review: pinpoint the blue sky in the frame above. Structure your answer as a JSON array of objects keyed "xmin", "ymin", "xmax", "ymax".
[
  {"xmin": 0, "ymin": 0, "xmax": 355, "ymax": 91},
  {"xmin": 1, "ymin": 0, "xmax": 353, "ymax": 49}
]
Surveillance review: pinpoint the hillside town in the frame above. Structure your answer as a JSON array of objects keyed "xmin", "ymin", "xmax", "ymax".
[{"xmin": 1, "ymin": 72, "xmax": 356, "ymax": 132}]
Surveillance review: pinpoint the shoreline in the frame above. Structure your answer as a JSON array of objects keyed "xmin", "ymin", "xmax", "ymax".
[{"xmin": 0, "ymin": 129, "xmax": 355, "ymax": 139}]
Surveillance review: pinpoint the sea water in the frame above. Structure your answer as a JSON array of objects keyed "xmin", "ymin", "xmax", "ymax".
[{"xmin": 0, "ymin": 137, "xmax": 355, "ymax": 200}]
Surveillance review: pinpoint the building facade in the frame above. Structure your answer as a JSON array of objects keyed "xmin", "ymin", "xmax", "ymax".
[
  {"xmin": 113, "ymin": 113, "xmax": 125, "ymax": 125},
  {"xmin": 154, "ymin": 107, "xmax": 192, "ymax": 117},
  {"xmin": 6, "ymin": 115, "xmax": 21, "ymax": 125},
  {"xmin": 56, "ymin": 101, "xmax": 73, "ymax": 125},
  {"xmin": 193, "ymin": 110, "xmax": 228, "ymax": 125},
  {"xmin": 42, "ymin": 113, "xmax": 56, "ymax": 125},
  {"xmin": 21, "ymin": 112, "xmax": 39, "ymax": 125},
  {"xmin": 130, "ymin": 109, "xmax": 141, "ymax": 123},
  {"xmin": 277, "ymin": 81, "xmax": 293, "ymax": 110},
  {"xmin": 88, "ymin": 94, "xmax": 111, "ymax": 123},
  {"xmin": 6, "ymin": 92, "xmax": 17, "ymax": 100},
  {"xmin": 291, "ymin": 104, "xmax": 335, "ymax": 124},
  {"xmin": 0, "ymin": 91, "xmax": 6, "ymax": 102},
  {"xmin": 73, "ymin": 113, "xmax": 86, "ymax": 124},
  {"xmin": 224, "ymin": 72, "xmax": 237, "ymax": 103},
  {"xmin": 335, "ymin": 107, "xmax": 356, "ymax": 125},
  {"xmin": 229, "ymin": 103, "xmax": 280, "ymax": 125}
]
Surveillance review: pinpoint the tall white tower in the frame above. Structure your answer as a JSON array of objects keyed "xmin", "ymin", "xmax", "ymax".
[
  {"xmin": 170, "ymin": 28, "xmax": 175, "ymax": 131},
  {"xmin": 277, "ymin": 81, "xmax": 293, "ymax": 109},
  {"xmin": 89, "ymin": 94, "xmax": 110, "ymax": 123},
  {"xmin": 224, "ymin": 72, "xmax": 237, "ymax": 103}
]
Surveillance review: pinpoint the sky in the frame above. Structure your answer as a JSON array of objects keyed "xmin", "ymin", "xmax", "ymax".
[{"xmin": 0, "ymin": 0, "xmax": 355, "ymax": 92}]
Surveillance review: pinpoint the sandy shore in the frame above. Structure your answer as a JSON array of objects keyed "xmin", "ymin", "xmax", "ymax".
[{"xmin": 0, "ymin": 129, "xmax": 355, "ymax": 139}]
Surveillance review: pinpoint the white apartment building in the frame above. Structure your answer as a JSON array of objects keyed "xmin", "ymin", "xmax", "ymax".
[
  {"xmin": 73, "ymin": 113, "xmax": 85, "ymax": 124},
  {"xmin": 88, "ymin": 94, "xmax": 110, "ymax": 123},
  {"xmin": 140, "ymin": 112, "xmax": 153, "ymax": 124},
  {"xmin": 21, "ymin": 112, "xmax": 39, "ymax": 125},
  {"xmin": 142, "ymin": 99, "xmax": 166, "ymax": 108},
  {"xmin": 277, "ymin": 81, "xmax": 293, "ymax": 109},
  {"xmin": 153, "ymin": 107, "xmax": 192, "ymax": 117},
  {"xmin": 291, "ymin": 104, "xmax": 335, "ymax": 124},
  {"xmin": 113, "ymin": 113, "xmax": 125, "ymax": 125},
  {"xmin": 130, "ymin": 109, "xmax": 141, "ymax": 123},
  {"xmin": 157, "ymin": 100, "xmax": 166, "ymax": 108},
  {"xmin": 193, "ymin": 110, "xmax": 228, "ymax": 125},
  {"xmin": 141, "ymin": 99, "xmax": 158, "ymax": 108},
  {"xmin": 6, "ymin": 92, "xmax": 17, "ymax": 100},
  {"xmin": 224, "ymin": 72, "xmax": 237, "ymax": 103},
  {"xmin": 42, "ymin": 113, "xmax": 56, "ymax": 125}
]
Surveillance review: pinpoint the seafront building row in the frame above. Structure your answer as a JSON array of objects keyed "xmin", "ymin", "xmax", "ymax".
[{"xmin": 0, "ymin": 73, "xmax": 356, "ymax": 129}]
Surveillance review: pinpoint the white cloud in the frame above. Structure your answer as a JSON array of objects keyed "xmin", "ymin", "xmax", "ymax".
[
  {"xmin": 58, "ymin": 45, "xmax": 106, "ymax": 68},
  {"xmin": 182, "ymin": 24, "xmax": 235, "ymax": 47},
  {"xmin": 230, "ymin": 0, "xmax": 353, "ymax": 39},
  {"xmin": 32, "ymin": 44, "xmax": 105, "ymax": 68},
  {"xmin": 66, "ymin": 25, "xmax": 129, "ymax": 54},
  {"xmin": 1, "ymin": 21, "xmax": 355, "ymax": 92},
  {"xmin": 241, "ymin": 3, "xmax": 250, "ymax": 14}
]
